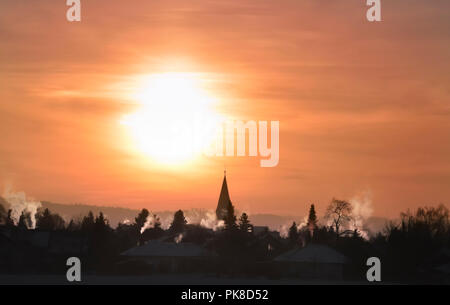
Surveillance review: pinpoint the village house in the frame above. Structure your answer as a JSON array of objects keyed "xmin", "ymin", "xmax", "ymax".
[
  {"xmin": 119, "ymin": 240, "xmax": 217, "ymax": 273},
  {"xmin": 273, "ymin": 244, "xmax": 350, "ymax": 280}
]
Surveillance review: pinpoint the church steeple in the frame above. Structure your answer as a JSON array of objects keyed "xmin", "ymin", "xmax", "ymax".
[{"xmin": 216, "ymin": 171, "xmax": 232, "ymax": 220}]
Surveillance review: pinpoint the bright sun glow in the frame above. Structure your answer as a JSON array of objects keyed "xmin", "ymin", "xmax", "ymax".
[{"xmin": 120, "ymin": 72, "xmax": 223, "ymax": 165}]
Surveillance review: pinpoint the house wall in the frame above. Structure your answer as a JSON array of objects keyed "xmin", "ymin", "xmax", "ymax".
[
  {"xmin": 274, "ymin": 262, "xmax": 345, "ymax": 280},
  {"xmin": 127, "ymin": 257, "xmax": 217, "ymax": 273}
]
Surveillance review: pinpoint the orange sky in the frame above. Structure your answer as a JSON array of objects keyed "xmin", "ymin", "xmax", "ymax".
[{"xmin": 0, "ymin": 0, "xmax": 449, "ymax": 218}]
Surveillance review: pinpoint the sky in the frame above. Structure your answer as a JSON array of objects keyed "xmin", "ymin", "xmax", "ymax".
[{"xmin": 0, "ymin": 0, "xmax": 449, "ymax": 218}]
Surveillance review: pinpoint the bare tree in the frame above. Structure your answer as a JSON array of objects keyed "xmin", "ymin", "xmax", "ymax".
[{"xmin": 325, "ymin": 198, "xmax": 353, "ymax": 237}]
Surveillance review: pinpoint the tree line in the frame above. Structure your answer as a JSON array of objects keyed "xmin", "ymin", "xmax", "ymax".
[{"xmin": 0, "ymin": 198, "xmax": 449, "ymax": 281}]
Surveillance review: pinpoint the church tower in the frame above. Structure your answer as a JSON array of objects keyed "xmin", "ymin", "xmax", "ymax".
[{"xmin": 216, "ymin": 171, "xmax": 232, "ymax": 220}]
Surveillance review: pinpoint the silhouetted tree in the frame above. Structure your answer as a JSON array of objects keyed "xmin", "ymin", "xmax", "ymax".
[
  {"xmin": 52, "ymin": 212, "xmax": 65, "ymax": 230},
  {"xmin": 325, "ymin": 198, "xmax": 353, "ymax": 237},
  {"xmin": 92, "ymin": 212, "xmax": 117, "ymax": 271},
  {"xmin": 0, "ymin": 200, "xmax": 7, "ymax": 224},
  {"xmin": 141, "ymin": 214, "xmax": 164, "ymax": 243},
  {"xmin": 184, "ymin": 224, "xmax": 213, "ymax": 244},
  {"xmin": 67, "ymin": 219, "xmax": 81, "ymax": 231},
  {"xmin": 224, "ymin": 203, "xmax": 237, "ymax": 231},
  {"xmin": 94, "ymin": 212, "xmax": 109, "ymax": 231},
  {"xmin": 81, "ymin": 211, "xmax": 95, "ymax": 232},
  {"xmin": 37, "ymin": 208, "xmax": 52, "ymax": 229},
  {"xmin": 116, "ymin": 221, "xmax": 139, "ymax": 250},
  {"xmin": 170, "ymin": 210, "xmax": 187, "ymax": 233},
  {"xmin": 135, "ymin": 208, "xmax": 150, "ymax": 232},
  {"xmin": 18, "ymin": 211, "xmax": 32, "ymax": 229},
  {"xmin": 152, "ymin": 214, "xmax": 162, "ymax": 230},
  {"xmin": 288, "ymin": 222, "xmax": 299, "ymax": 244},
  {"xmin": 239, "ymin": 213, "xmax": 252, "ymax": 233},
  {"xmin": 382, "ymin": 204, "xmax": 450, "ymax": 280},
  {"xmin": 312, "ymin": 225, "xmax": 336, "ymax": 244},
  {"xmin": 5, "ymin": 209, "xmax": 14, "ymax": 227},
  {"xmin": 36, "ymin": 208, "xmax": 65, "ymax": 231},
  {"xmin": 307, "ymin": 204, "xmax": 318, "ymax": 234}
]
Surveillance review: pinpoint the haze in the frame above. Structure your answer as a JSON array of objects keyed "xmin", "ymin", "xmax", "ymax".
[{"xmin": 0, "ymin": 0, "xmax": 449, "ymax": 218}]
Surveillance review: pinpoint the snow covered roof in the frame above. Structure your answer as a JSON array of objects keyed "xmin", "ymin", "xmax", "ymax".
[
  {"xmin": 121, "ymin": 240, "xmax": 213, "ymax": 258},
  {"xmin": 274, "ymin": 244, "xmax": 349, "ymax": 264}
]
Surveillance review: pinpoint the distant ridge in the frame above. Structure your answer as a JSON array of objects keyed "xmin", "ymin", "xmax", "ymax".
[
  {"xmin": 42, "ymin": 201, "xmax": 140, "ymax": 227},
  {"xmin": 39, "ymin": 201, "xmax": 389, "ymax": 234},
  {"xmin": 40, "ymin": 201, "xmax": 303, "ymax": 230}
]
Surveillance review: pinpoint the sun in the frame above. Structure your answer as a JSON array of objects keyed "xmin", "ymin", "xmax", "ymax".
[{"xmin": 120, "ymin": 72, "xmax": 223, "ymax": 165}]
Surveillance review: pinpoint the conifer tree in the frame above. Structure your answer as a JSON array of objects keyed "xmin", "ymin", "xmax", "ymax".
[{"xmin": 238, "ymin": 213, "xmax": 252, "ymax": 233}]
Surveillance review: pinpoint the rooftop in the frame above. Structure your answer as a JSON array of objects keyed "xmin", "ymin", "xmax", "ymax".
[
  {"xmin": 121, "ymin": 240, "xmax": 214, "ymax": 258},
  {"xmin": 275, "ymin": 244, "xmax": 349, "ymax": 264}
]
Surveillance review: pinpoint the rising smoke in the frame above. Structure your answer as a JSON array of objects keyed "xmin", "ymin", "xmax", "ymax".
[
  {"xmin": 349, "ymin": 190, "xmax": 374, "ymax": 238},
  {"xmin": 138, "ymin": 209, "xmax": 225, "ymax": 234},
  {"xmin": 278, "ymin": 191, "xmax": 375, "ymax": 239},
  {"xmin": 2, "ymin": 187, "xmax": 42, "ymax": 229},
  {"xmin": 140, "ymin": 213, "xmax": 162, "ymax": 233}
]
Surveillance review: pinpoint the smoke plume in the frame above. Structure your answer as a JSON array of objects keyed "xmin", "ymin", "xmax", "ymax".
[
  {"xmin": 2, "ymin": 187, "xmax": 42, "ymax": 229},
  {"xmin": 349, "ymin": 190, "xmax": 374, "ymax": 239}
]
